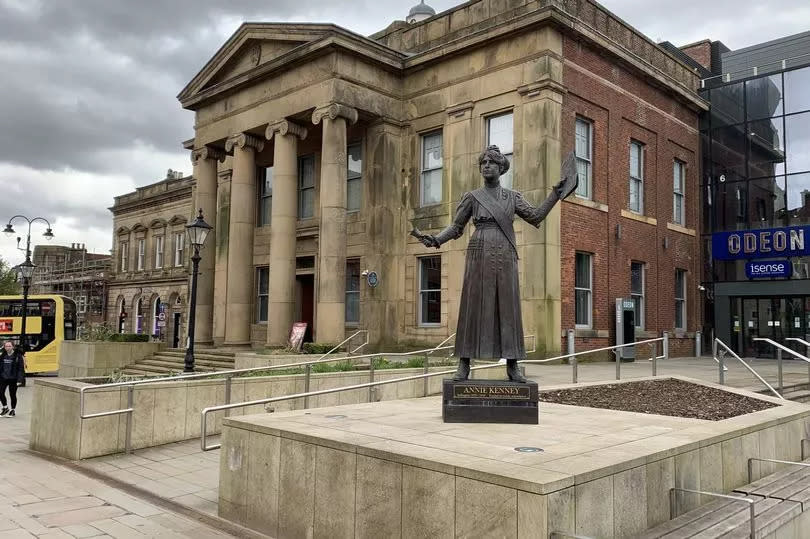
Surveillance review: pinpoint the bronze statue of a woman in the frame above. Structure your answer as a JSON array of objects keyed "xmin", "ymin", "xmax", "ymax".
[{"xmin": 414, "ymin": 145, "xmax": 576, "ymax": 383}]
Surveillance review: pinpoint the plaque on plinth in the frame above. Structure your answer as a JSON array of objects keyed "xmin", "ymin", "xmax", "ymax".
[{"xmin": 442, "ymin": 379, "xmax": 538, "ymax": 424}]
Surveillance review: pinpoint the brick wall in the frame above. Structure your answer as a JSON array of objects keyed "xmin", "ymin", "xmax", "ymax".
[
  {"xmin": 681, "ymin": 41, "xmax": 713, "ymax": 70},
  {"xmin": 560, "ymin": 36, "xmax": 702, "ymax": 357}
]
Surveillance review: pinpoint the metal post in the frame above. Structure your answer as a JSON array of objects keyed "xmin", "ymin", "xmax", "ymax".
[
  {"xmin": 616, "ymin": 348, "xmax": 621, "ymax": 380},
  {"xmin": 304, "ymin": 364, "xmax": 311, "ymax": 408},
  {"xmin": 652, "ymin": 342, "xmax": 658, "ymax": 377},
  {"xmin": 749, "ymin": 502, "xmax": 756, "ymax": 539},
  {"xmin": 663, "ymin": 332, "xmax": 669, "ymax": 361},
  {"xmin": 125, "ymin": 385, "xmax": 134, "ymax": 454},
  {"xmin": 423, "ymin": 353, "xmax": 429, "ymax": 397},
  {"xmin": 369, "ymin": 358, "xmax": 376, "ymax": 402},
  {"xmin": 567, "ymin": 329, "xmax": 576, "ymax": 383},
  {"xmin": 224, "ymin": 376, "xmax": 232, "ymax": 418},
  {"xmin": 714, "ymin": 339, "xmax": 724, "ymax": 385},
  {"xmin": 777, "ymin": 348, "xmax": 783, "ymax": 392},
  {"xmin": 695, "ymin": 331, "xmax": 701, "ymax": 358},
  {"xmin": 184, "ymin": 247, "xmax": 200, "ymax": 373}
]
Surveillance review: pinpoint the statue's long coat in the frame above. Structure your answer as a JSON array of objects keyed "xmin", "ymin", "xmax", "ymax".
[{"xmin": 436, "ymin": 185, "xmax": 559, "ymax": 359}]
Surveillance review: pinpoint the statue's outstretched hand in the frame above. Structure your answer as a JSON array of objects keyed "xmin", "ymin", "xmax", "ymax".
[
  {"xmin": 420, "ymin": 235, "xmax": 440, "ymax": 248},
  {"xmin": 556, "ymin": 150, "xmax": 578, "ymax": 199}
]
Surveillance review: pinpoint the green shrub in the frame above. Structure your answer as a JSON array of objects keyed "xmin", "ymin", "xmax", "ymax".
[
  {"xmin": 302, "ymin": 342, "xmax": 340, "ymax": 355},
  {"xmin": 107, "ymin": 333, "xmax": 149, "ymax": 343}
]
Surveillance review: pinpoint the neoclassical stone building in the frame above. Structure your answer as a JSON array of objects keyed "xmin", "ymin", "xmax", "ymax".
[
  {"xmin": 175, "ymin": 0, "xmax": 706, "ymax": 356},
  {"xmin": 107, "ymin": 171, "xmax": 191, "ymax": 346}
]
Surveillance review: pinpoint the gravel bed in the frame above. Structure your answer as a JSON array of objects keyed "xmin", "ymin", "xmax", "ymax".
[{"xmin": 538, "ymin": 378, "xmax": 778, "ymax": 420}]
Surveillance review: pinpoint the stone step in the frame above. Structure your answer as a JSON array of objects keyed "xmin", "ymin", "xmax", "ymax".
[
  {"xmin": 136, "ymin": 359, "xmax": 232, "ymax": 371},
  {"xmin": 781, "ymin": 389, "xmax": 810, "ymax": 402},
  {"xmin": 152, "ymin": 352, "xmax": 235, "ymax": 362},
  {"xmin": 147, "ymin": 355, "xmax": 235, "ymax": 368},
  {"xmin": 159, "ymin": 349, "xmax": 236, "ymax": 358}
]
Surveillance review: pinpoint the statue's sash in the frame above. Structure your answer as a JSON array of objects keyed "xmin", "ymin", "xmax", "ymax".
[{"xmin": 469, "ymin": 188, "xmax": 518, "ymax": 256}]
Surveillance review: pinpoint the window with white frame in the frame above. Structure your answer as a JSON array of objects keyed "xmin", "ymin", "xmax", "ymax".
[
  {"xmin": 120, "ymin": 241, "xmax": 128, "ymax": 272},
  {"xmin": 258, "ymin": 166, "xmax": 273, "ymax": 226},
  {"xmin": 174, "ymin": 232, "xmax": 184, "ymax": 267},
  {"xmin": 486, "ymin": 112, "xmax": 514, "ymax": 189},
  {"xmin": 255, "ymin": 267, "xmax": 269, "ymax": 323},
  {"xmin": 675, "ymin": 269, "xmax": 686, "ymax": 330},
  {"xmin": 347, "ymin": 143, "xmax": 362, "ymax": 211},
  {"xmin": 419, "ymin": 256, "xmax": 441, "ymax": 325},
  {"xmin": 137, "ymin": 239, "xmax": 145, "ymax": 271},
  {"xmin": 630, "ymin": 261, "xmax": 645, "ymax": 329},
  {"xmin": 298, "ymin": 155, "xmax": 315, "ymax": 219},
  {"xmin": 154, "ymin": 235, "xmax": 164, "ymax": 269},
  {"xmin": 420, "ymin": 131, "xmax": 443, "ymax": 206},
  {"xmin": 575, "ymin": 118, "xmax": 593, "ymax": 199},
  {"xmin": 629, "ymin": 141, "xmax": 644, "ymax": 213},
  {"xmin": 345, "ymin": 259, "xmax": 360, "ymax": 324},
  {"xmin": 673, "ymin": 159, "xmax": 685, "ymax": 225},
  {"xmin": 77, "ymin": 295, "xmax": 87, "ymax": 314},
  {"xmin": 574, "ymin": 252, "xmax": 592, "ymax": 328}
]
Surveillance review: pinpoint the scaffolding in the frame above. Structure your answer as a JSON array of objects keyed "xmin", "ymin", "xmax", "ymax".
[{"xmin": 30, "ymin": 245, "xmax": 111, "ymax": 332}]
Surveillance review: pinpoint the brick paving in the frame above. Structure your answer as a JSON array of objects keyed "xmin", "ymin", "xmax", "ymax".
[{"xmin": 0, "ymin": 387, "xmax": 248, "ymax": 538}]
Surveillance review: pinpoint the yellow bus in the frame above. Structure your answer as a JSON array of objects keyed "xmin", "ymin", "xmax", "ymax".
[{"xmin": 0, "ymin": 295, "xmax": 77, "ymax": 373}]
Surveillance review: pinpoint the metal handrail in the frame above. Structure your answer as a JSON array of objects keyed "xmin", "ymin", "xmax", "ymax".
[
  {"xmin": 523, "ymin": 336, "xmax": 666, "ymax": 383},
  {"xmin": 754, "ymin": 337, "xmax": 810, "ymax": 392},
  {"xmin": 747, "ymin": 457, "xmax": 810, "ymax": 483},
  {"xmin": 670, "ymin": 488, "xmax": 756, "ymax": 538},
  {"xmin": 200, "ymin": 357, "xmax": 529, "ymax": 451},
  {"xmin": 713, "ymin": 338, "xmax": 784, "ymax": 399},
  {"xmin": 78, "ymin": 333, "xmax": 458, "ymax": 453}
]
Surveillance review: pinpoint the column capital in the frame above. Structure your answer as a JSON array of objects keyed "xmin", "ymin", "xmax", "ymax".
[
  {"xmin": 224, "ymin": 133, "xmax": 265, "ymax": 154},
  {"xmin": 312, "ymin": 102, "xmax": 358, "ymax": 126},
  {"xmin": 265, "ymin": 120, "xmax": 308, "ymax": 142},
  {"xmin": 190, "ymin": 146, "xmax": 226, "ymax": 165}
]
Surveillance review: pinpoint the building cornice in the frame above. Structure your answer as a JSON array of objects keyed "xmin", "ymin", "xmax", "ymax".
[{"xmin": 110, "ymin": 187, "xmax": 192, "ymax": 216}]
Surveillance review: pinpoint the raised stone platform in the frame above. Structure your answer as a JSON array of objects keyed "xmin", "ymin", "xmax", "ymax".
[{"xmin": 218, "ymin": 376, "xmax": 810, "ymax": 538}]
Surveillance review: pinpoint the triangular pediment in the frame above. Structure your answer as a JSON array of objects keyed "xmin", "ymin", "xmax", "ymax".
[{"xmin": 179, "ymin": 23, "xmax": 334, "ymax": 103}]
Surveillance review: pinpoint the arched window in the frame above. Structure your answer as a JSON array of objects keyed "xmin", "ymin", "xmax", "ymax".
[
  {"xmin": 135, "ymin": 298, "xmax": 143, "ymax": 334},
  {"xmin": 117, "ymin": 297, "xmax": 126, "ymax": 333},
  {"xmin": 152, "ymin": 296, "xmax": 161, "ymax": 336}
]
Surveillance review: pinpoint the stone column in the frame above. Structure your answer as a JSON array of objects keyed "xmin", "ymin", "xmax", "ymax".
[
  {"xmin": 223, "ymin": 133, "xmax": 264, "ymax": 346},
  {"xmin": 265, "ymin": 120, "xmax": 308, "ymax": 346},
  {"xmin": 212, "ymin": 167, "xmax": 232, "ymax": 346},
  {"xmin": 312, "ymin": 103, "xmax": 358, "ymax": 344},
  {"xmin": 190, "ymin": 146, "xmax": 225, "ymax": 345},
  {"xmin": 516, "ymin": 29, "xmax": 566, "ymax": 358}
]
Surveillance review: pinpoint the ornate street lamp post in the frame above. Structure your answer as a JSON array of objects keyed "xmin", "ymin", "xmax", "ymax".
[
  {"xmin": 184, "ymin": 209, "xmax": 213, "ymax": 373},
  {"xmin": 3, "ymin": 216, "xmax": 53, "ymax": 357}
]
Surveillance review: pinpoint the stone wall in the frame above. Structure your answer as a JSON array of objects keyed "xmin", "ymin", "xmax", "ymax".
[
  {"xmin": 29, "ymin": 365, "xmax": 511, "ymax": 460},
  {"xmin": 58, "ymin": 341, "xmax": 165, "ymax": 378}
]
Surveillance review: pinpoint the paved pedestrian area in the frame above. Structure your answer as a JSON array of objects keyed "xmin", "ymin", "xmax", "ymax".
[
  {"xmin": 0, "ymin": 388, "xmax": 246, "ymax": 538},
  {"xmin": 8, "ymin": 355, "xmax": 810, "ymax": 537}
]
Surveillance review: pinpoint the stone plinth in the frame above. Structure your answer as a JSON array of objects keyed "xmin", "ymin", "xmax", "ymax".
[{"xmin": 218, "ymin": 376, "xmax": 810, "ymax": 538}]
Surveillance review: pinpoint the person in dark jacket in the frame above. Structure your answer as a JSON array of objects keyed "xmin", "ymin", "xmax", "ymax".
[{"xmin": 0, "ymin": 340, "xmax": 25, "ymax": 417}]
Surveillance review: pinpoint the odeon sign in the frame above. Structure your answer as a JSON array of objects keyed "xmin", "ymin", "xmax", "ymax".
[{"xmin": 712, "ymin": 225, "xmax": 808, "ymax": 261}]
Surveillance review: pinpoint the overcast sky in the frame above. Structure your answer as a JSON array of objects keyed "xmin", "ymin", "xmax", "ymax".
[{"xmin": 0, "ymin": 0, "xmax": 808, "ymax": 266}]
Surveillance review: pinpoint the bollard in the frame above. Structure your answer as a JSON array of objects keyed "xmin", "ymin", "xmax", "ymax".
[
  {"xmin": 652, "ymin": 342, "xmax": 658, "ymax": 377},
  {"xmin": 663, "ymin": 332, "xmax": 669, "ymax": 362},
  {"xmin": 567, "ymin": 329, "xmax": 576, "ymax": 383},
  {"xmin": 695, "ymin": 331, "xmax": 702, "ymax": 358}
]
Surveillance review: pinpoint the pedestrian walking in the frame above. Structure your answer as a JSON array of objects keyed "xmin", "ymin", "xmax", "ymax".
[{"xmin": 0, "ymin": 341, "xmax": 25, "ymax": 417}]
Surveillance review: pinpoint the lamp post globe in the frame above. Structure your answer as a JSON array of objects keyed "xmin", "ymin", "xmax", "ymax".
[{"xmin": 183, "ymin": 209, "xmax": 213, "ymax": 373}]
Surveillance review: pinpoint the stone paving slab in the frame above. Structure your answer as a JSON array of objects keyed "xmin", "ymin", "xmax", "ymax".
[{"xmin": 1, "ymin": 386, "xmax": 260, "ymax": 538}]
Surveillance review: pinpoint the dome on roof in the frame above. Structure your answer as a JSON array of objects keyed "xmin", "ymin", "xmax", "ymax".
[{"xmin": 407, "ymin": 1, "xmax": 436, "ymax": 23}]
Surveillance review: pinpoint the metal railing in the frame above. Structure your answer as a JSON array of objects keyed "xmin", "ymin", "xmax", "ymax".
[
  {"xmin": 785, "ymin": 338, "xmax": 810, "ymax": 383},
  {"xmin": 753, "ymin": 338, "xmax": 810, "ymax": 392},
  {"xmin": 200, "ymin": 334, "xmax": 669, "ymax": 451},
  {"xmin": 530, "ymin": 333, "xmax": 667, "ymax": 383},
  {"xmin": 79, "ymin": 329, "xmax": 370, "ymax": 453},
  {"xmin": 747, "ymin": 457, "xmax": 810, "ymax": 484},
  {"xmin": 713, "ymin": 338, "xmax": 784, "ymax": 399},
  {"xmin": 423, "ymin": 333, "xmax": 455, "ymax": 397},
  {"xmin": 670, "ymin": 488, "xmax": 756, "ymax": 538}
]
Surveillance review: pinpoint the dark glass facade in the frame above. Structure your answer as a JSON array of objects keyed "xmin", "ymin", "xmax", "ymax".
[{"xmin": 702, "ymin": 64, "xmax": 810, "ymax": 356}]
